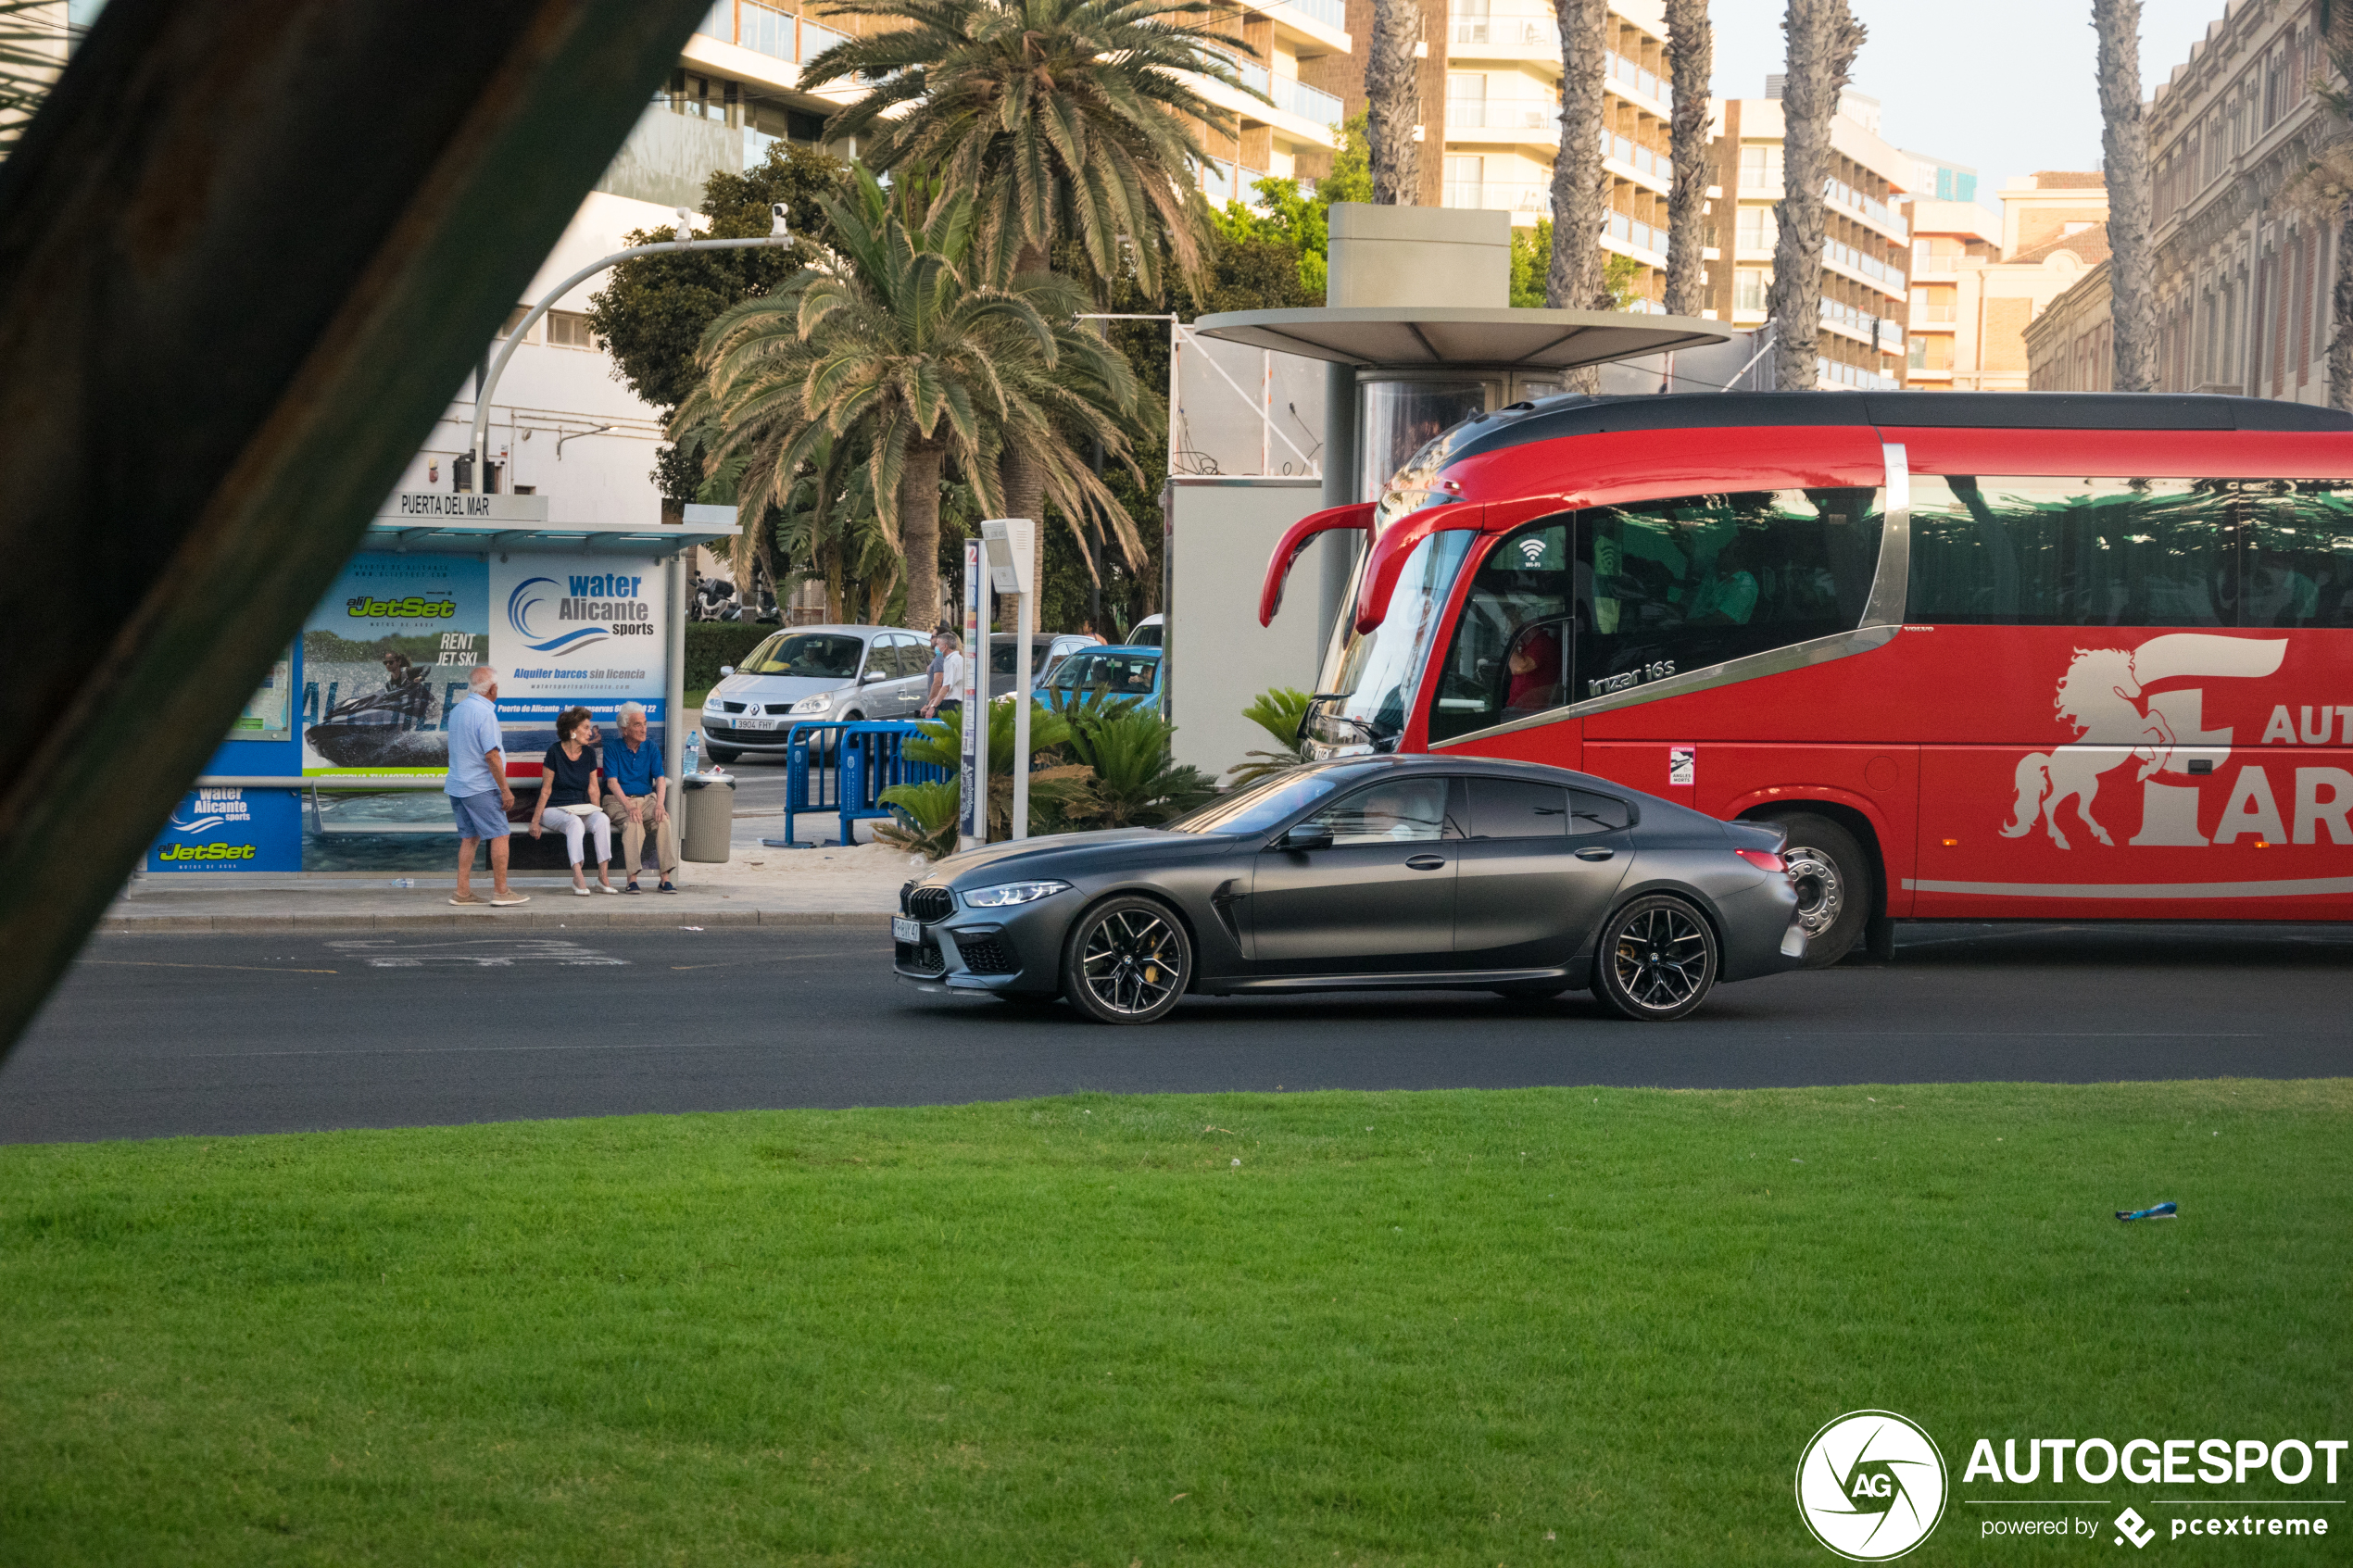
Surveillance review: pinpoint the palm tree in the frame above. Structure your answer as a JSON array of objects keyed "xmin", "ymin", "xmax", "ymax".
[
  {"xmin": 1547, "ymin": 0, "xmax": 1610, "ymax": 391},
  {"xmin": 1768, "ymin": 0, "xmax": 1866, "ymax": 390},
  {"xmin": 801, "ymin": 0, "xmax": 1248, "ymax": 294},
  {"xmin": 2282, "ymin": 9, "xmax": 2353, "ymax": 410},
  {"xmin": 1366, "ymin": 0, "xmax": 1420, "ymax": 205},
  {"xmin": 1663, "ymin": 0, "xmax": 1713, "ymax": 318},
  {"xmin": 680, "ymin": 169, "xmax": 1139, "ymax": 634},
  {"xmin": 2093, "ymin": 0, "xmax": 2157, "ymax": 393},
  {"xmin": 800, "ymin": 0, "xmax": 1247, "ymax": 581}
]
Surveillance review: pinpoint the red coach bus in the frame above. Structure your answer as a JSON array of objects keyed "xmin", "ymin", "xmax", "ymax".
[{"xmin": 1260, "ymin": 392, "xmax": 2353, "ymax": 965}]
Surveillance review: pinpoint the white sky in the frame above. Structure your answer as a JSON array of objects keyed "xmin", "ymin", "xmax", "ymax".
[{"xmin": 1707, "ymin": 0, "xmax": 2242, "ymax": 211}]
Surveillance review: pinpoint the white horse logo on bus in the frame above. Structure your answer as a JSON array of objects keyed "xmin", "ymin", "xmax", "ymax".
[{"xmin": 2004, "ymin": 633, "xmax": 2287, "ymax": 849}]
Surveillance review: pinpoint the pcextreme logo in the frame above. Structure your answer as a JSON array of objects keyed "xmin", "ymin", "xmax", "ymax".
[{"xmin": 1797, "ymin": 1411, "xmax": 1949, "ymax": 1561}]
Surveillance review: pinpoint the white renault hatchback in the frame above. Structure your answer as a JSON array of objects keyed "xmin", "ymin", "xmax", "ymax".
[{"xmin": 700, "ymin": 624, "xmax": 931, "ymax": 762}]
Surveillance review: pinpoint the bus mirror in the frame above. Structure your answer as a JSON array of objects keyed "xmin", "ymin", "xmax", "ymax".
[{"xmin": 1259, "ymin": 503, "xmax": 1376, "ymax": 627}]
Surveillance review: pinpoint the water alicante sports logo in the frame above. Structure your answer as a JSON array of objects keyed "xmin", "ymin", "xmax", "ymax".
[{"xmin": 1795, "ymin": 1411, "xmax": 1948, "ymax": 1561}]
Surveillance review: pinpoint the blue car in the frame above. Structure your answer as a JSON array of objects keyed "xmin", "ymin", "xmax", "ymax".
[{"xmin": 1039, "ymin": 644, "xmax": 1164, "ymax": 712}]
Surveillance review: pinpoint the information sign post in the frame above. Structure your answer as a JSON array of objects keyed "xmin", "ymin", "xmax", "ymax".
[
  {"xmin": 979, "ymin": 520, "xmax": 1037, "ymax": 839},
  {"xmin": 958, "ymin": 539, "xmax": 988, "ymax": 851}
]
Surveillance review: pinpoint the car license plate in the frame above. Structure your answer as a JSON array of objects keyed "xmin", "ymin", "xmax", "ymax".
[
  {"xmin": 737, "ymin": 715, "xmax": 781, "ymax": 731},
  {"xmin": 892, "ymin": 916, "xmax": 922, "ymax": 944}
]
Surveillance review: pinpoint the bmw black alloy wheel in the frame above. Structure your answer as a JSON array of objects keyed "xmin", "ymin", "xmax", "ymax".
[
  {"xmin": 1594, "ymin": 895, "xmax": 1718, "ymax": 1022},
  {"xmin": 1062, "ymin": 897, "xmax": 1191, "ymax": 1025}
]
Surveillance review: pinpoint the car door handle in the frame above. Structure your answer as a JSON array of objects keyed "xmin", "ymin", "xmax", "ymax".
[
  {"xmin": 1405, "ymin": 854, "xmax": 1446, "ymax": 871},
  {"xmin": 1575, "ymin": 847, "xmax": 1616, "ymax": 861}
]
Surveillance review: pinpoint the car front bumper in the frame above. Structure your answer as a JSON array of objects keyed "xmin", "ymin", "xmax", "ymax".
[{"xmin": 890, "ymin": 895, "xmax": 1075, "ymax": 994}]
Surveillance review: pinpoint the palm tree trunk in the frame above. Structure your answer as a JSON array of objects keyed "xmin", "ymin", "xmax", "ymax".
[
  {"xmin": 901, "ymin": 442, "xmax": 945, "ymax": 636},
  {"xmin": 1001, "ymin": 237, "xmax": 1052, "ymax": 602},
  {"xmin": 2095, "ymin": 0, "xmax": 2157, "ymax": 393},
  {"xmin": 2332, "ymin": 210, "xmax": 2353, "ymax": 411},
  {"xmin": 1366, "ymin": 0, "xmax": 1420, "ymax": 205},
  {"xmin": 1548, "ymin": 0, "xmax": 1609, "ymax": 390},
  {"xmin": 1663, "ymin": 0, "xmax": 1713, "ymax": 319},
  {"xmin": 1768, "ymin": 0, "xmax": 1866, "ymax": 391}
]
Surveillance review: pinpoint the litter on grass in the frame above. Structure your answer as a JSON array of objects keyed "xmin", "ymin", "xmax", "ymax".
[{"xmin": 2117, "ymin": 1201, "xmax": 2179, "ymax": 1223}]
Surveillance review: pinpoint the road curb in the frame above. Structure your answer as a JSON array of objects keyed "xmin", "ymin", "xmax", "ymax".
[{"xmin": 94, "ymin": 909, "xmax": 894, "ymax": 934}]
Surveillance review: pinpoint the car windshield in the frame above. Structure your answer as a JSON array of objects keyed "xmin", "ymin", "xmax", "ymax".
[
  {"xmin": 1163, "ymin": 767, "xmax": 1352, "ymax": 835},
  {"xmin": 1304, "ymin": 530, "xmax": 1475, "ymax": 749},
  {"xmin": 737, "ymin": 633, "xmax": 863, "ymax": 679},
  {"xmin": 1049, "ymin": 649, "xmax": 1160, "ymax": 693}
]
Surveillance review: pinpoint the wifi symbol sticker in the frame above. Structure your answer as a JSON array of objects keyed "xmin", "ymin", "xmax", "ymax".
[{"xmin": 1516, "ymin": 537, "xmax": 1547, "ymax": 565}]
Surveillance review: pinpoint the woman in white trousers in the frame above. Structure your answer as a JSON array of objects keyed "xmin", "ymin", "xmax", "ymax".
[{"xmin": 528, "ymin": 707, "xmax": 618, "ymax": 895}]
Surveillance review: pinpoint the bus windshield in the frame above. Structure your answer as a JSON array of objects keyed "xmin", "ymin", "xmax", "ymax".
[{"xmin": 1304, "ymin": 530, "xmax": 1476, "ymax": 751}]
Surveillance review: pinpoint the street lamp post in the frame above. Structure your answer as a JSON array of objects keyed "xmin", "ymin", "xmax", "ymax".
[{"xmin": 467, "ymin": 204, "xmax": 798, "ymax": 488}]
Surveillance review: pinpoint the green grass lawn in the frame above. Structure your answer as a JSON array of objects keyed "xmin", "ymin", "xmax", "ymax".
[{"xmin": 3, "ymin": 1081, "xmax": 2347, "ymax": 1566}]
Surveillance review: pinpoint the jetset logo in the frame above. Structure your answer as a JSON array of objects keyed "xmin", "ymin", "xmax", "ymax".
[{"xmin": 2003, "ymin": 633, "xmax": 2353, "ymax": 849}]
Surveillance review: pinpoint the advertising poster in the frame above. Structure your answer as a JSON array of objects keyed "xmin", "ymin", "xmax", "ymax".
[
  {"xmin": 301, "ymin": 553, "xmax": 489, "ymax": 776},
  {"xmin": 233, "ymin": 647, "xmax": 295, "ymax": 741},
  {"xmin": 145, "ymin": 785, "xmax": 302, "ymax": 873},
  {"xmin": 489, "ymin": 555, "xmax": 668, "ymax": 769}
]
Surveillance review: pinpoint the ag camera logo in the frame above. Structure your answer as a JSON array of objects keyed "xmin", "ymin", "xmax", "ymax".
[{"xmin": 1796, "ymin": 1411, "xmax": 1947, "ymax": 1561}]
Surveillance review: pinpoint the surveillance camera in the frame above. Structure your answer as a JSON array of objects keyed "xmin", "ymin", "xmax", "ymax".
[
  {"xmin": 770, "ymin": 202, "xmax": 792, "ymax": 240},
  {"xmin": 673, "ymin": 205, "xmax": 695, "ymax": 244}
]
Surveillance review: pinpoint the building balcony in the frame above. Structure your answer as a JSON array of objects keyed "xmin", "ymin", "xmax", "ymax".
[
  {"xmin": 1191, "ymin": 71, "xmax": 1342, "ymax": 149},
  {"xmin": 1259, "ymin": 0, "xmax": 1351, "ymax": 58},
  {"xmin": 692, "ymin": 1, "xmax": 855, "ymax": 83},
  {"xmin": 1442, "ymin": 178, "xmax": 1550, "ymax": 218},
  {"xmin": 1601, "ymin": 129, "xmax": 1670, "ymax": 195},
  {"xmin": 1269, "ymin": 73, "xmax": 1343, "ymax": 127},
  {"xmin": 1602, "ymin": 208, "xmax": 1667, "ymax": 267},
  {"xmin": 1824, "ymin": 235, "xmax": 1906, "ymax": 301}
]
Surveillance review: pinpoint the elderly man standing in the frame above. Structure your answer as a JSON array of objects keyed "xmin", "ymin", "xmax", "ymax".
[
  {"xmin": 446, "ymin": 665, "xmax": 527, "ymax": 906},
  {"xmin": 602, "ymin": 700, "xmax": 679, "ymax": 894}
]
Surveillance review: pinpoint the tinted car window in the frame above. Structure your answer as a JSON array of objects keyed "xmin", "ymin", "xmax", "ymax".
[
  {"xmin": 1312, "ymin": 776, "xmax": 1457, "ymax": 846},
  {"xmin": 1051, "ymin": 649, "xmax": 1161, "ymax": 694},
  {"xmin": 889, "ymin": 635, "xmax": 929, "ymax": 677},
  {"xmin": 862, "ymin": 638, "xmax": 896, "ymax": 678},
  {"xmin": 1165, "ymin": 768, "xmax": 1347, "ymax": 834},
  {"xmin": 1569, "ymin": 789, "xmax": 1633, "ymax": 834},
  {"xmin": 1466, "ymin": 777, "xmax": 1567, "ymax": 838}
]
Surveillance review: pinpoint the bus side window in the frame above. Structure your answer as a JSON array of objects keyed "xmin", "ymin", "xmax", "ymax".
[
  {"xmin": 2241, "ymin": 480, "xmax": 2353, "ymax": 629},
  {"xmin": 1573, "ymin": 487, "xmax": 1884, "ymax": 701},
  {"xmin": 1907, "ymin": 475, "xmax": 2228, "ymax": 626},
  {"xmin": 1427, "ymin": 519, "xmax": 1573, "ymax": 744}
]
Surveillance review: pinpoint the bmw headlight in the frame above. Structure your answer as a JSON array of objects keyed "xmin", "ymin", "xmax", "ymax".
[
  {"xmin": 963, "ymin": 880, "xmax": 1072, "ymax": 908},
  {"xmin": 790, "ymin": 692, "xmax": 834, "ymax": 715}
]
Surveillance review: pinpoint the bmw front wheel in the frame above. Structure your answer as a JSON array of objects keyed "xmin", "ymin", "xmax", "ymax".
[
  {"xmin": 1061, "ymin": 897, "xmax": 1191, "ymax": 1025},
  {"xmin": 1592, "ymin": 896, "xmax": 1718, "ymax": 1022}
]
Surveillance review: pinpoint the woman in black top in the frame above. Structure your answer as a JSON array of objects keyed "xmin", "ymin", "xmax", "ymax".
[{"xmin": 528, "ymin": 707, "xmax": 615, "ymax": 894}]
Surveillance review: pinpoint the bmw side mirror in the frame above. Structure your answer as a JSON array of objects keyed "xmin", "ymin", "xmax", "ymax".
[{"xmin": 1279, "ymin": 821, "xmax": 1333, "ymax": 853}]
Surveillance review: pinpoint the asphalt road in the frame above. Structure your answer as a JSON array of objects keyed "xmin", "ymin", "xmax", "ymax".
[{"xmin": 4, "ymin": 922, "xmax": 2347, "ymax": 1144}]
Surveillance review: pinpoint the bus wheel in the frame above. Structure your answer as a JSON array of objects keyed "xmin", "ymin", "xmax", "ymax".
[{"xmin": 1773, "ymin": 812, "xmax": 1869, "ymax": 969}]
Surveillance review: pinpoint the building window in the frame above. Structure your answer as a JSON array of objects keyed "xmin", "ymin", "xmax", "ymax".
[
  {"xmin": 546, "ymin": 310, "xmax": 598, "ymax": 351},
  {"xmin": 1443, "ymin": 156, "xmax": 1485, "ymax": 209},
  {"xmin": 1735, "ymin": 206, "xmax": 1776, "ymax": 253},
  {"xmin": 1734, "ymin": 267, "xmax": 1768, "ymax": 313},
  {"xmin": 497, "ymin": 306, "xmax": 534, "ymax": 340},
  {"xmin": 1737, "ymin": 143, "xmax": 1783, "ymax": 190}
]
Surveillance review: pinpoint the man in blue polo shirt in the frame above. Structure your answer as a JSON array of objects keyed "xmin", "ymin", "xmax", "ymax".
[
  {"xmin": 602, "ymin": 700, "xmax": 678, "ymax": 893},
  {"xmin": 445, "ymin": 666, "xmax": 527, "ymax": 906}
]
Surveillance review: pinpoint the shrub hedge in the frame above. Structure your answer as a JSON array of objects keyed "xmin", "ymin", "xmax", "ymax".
[{"xmin": 683, "ymin": 622, "xmax": 775, "ymax": 691}]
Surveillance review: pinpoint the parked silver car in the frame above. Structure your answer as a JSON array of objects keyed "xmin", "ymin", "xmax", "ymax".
[
  {"xmin": 986, "ymin": 632, "xmax": 1101, "ymax": 703},
  {"xmin": 700, "ymin": 624, "xmax": 931, "ymax": 762}
]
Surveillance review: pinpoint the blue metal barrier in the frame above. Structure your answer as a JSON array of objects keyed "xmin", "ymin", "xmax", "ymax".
[{"xmin": 774, "ymin": 720, "xmax": 949, "ymax": 847}]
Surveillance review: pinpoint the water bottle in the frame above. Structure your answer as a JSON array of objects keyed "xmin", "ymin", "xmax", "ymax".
[
  {"xmin": 683, "ymin": 730, "xmax": 701, "ymax": 778},
  {"xmin": 391, "ymin": 878, "xmax": 415, "ymax": 888}
]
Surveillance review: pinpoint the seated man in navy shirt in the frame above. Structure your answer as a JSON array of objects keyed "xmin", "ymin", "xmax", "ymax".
[{"xmin": 601, "ymin": 701, "xmax": 679, "ymax": 892}]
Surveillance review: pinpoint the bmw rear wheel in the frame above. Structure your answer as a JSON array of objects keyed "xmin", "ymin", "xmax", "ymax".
[
  {"xmin": 1061, "ymin": 897, "xmax": 1191, "ymax": 1025},
  {"xmin": 1593, "ymin": 896, "xmax": 1719, "ymax": 1022}
]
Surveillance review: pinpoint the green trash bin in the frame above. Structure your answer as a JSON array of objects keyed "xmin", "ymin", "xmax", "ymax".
[{"xmin": 679, "ymin": 772, "xmax": 735, "ymax": 864}]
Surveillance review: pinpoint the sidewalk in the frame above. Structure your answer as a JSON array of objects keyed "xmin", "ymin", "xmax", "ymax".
[{"xmin": 103, "ymin": 815, "xmax": 930, "ymax": 932}]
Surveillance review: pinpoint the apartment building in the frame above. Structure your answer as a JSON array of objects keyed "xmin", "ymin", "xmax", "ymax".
[
  {"xmin": 1905, "ymin": 149, "xmax": 1981, "ymax": 207},
  {"xmin": 1906, "ymin": 173, "xmax": 2108, "ymax": 391},
  {"xmin": 1705, "ymin": 85, "xmax": 1910, "ymax": 390},
  {"xmin": 381, "ymin": 0, "xmax": 869, "ymax": 533},
  {"xmin": 2027, "ymin": 0, "xmax": 2334, "ymax": 400},
  {"xmin": 1189, "ymin": 0, "xmax": 1353, "ymax": 204}
]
